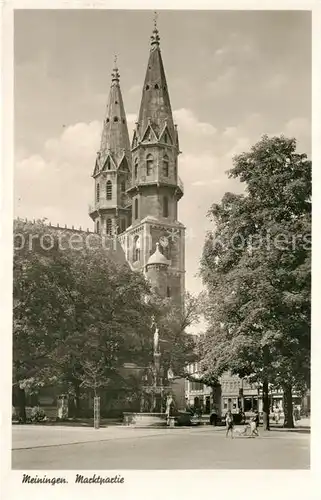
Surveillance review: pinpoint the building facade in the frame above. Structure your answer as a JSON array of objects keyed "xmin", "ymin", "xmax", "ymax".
[{"xmin": 185, "ymin": 363, "xmax": 307, "ymax": 417}]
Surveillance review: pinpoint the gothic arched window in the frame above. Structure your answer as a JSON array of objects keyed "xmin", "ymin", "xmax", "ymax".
[
  {"xmin": 146, "ymin": 154, "xmax": 153, "ymax": 176},
  {"xmin": 134, "ymin": 197, "xmax": 139, "ymax": 220},
  {"xmin": 163, "ymin": 196, "xmax": 169, "ymax": 218},
  {"xmin": 106, "ymin": 218, "xmax": 112, "ymax": 236},
  {"xmin": 133, "ymin": 235, "xmax": 140, "ymax": 262},
  {"xmin": 163, "ymin": 155, "xmax": 169, "ymax": 177},
  {"xmin": 106, "ymin": 180, "xmax": 112, "ymax": 200},
  {"xmin": 114, "ymin": 116, "xmax": 118, "ymax": 122},
  {"xmin": 120, "ymin": 218, "xmax": 126, "ymax": 233},
  {"xmin": 121, "ymin": 180, "xmax": 126, "ymax": 193},
  {"xmin": 96, "ymin": 183, "xmax": 100, "ymax": 202},
  {"xmin": 134, "ymin": 159, "xmax": 138, "ymax": 179},
  {"xmin": 164, "ymin": 133, "xmax": 168, "ymax": 144}
]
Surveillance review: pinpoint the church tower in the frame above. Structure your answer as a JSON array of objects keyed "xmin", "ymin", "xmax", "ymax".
[
  {"xmin": 122, "ymin": 21, "xmax": 185, "ymax": 305},
  {"xmin": 89, "ymin": 61, "xmax": 132, "ymax": 235}
]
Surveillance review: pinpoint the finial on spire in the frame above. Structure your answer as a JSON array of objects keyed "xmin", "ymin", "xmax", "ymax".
[
  {"xmin": 151, "ymin": 11, "xmax": 160, "ymax": 47},
  {"xmin": 153, "ymin": 11, "xmax": 158, "ymax": 29},
  {"xmin": 111, "ymin": 55, "xmax": 120, "ymax": 83}
]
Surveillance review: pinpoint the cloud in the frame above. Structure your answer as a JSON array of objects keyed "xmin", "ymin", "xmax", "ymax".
[
  {"xmin": 206, "ymin": 66, "xmax": 238, "ymax": 96},
  {"xmin": 213, "ymin": 33, "xmax": 258, "ymax": 64},
  {"xmin": 174, "ymin": 108, "xmax": 217, "ymax": 137},
  {"xmin": 284, "ymin": 117, "xmax": 310, "ymax": 138},
  {"xmin": 128, "ymin": 85, "xmax": 141, "ymax": 95},
  {"xmin": 14, "ymin": 108, "xmax": 311, "ymax": 294},
  {"xmin": 14, "ymin": 122, "xmax": 102, "ymax": 229},
  {"xmin": 266, "ymin": 73, "xmax": 288, "ymax": 89}
]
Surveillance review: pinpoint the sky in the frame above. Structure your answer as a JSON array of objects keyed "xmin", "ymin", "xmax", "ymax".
[{"xmin": 14, "ymin": 9, "xmax": 311, "ymax": 296}]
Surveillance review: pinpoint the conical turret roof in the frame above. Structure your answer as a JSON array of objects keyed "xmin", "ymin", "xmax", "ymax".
[
  {"xmin": 135, "ymin": 25, "xmax": 175, "ymax": 142},
  {"xmin": 147, "ymin": 243, "xmax": 170, "ymax": 267},
  {"xmin": 98, "ymin": 62, "xmax": 131, "ymax": 170}
]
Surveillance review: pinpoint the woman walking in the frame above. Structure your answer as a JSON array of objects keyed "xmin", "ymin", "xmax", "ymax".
[{"xmin": 225, "ymin": 410, "xmax": 234, "ymax": 438}]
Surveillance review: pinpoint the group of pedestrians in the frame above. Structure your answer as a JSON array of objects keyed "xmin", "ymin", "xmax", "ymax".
[{"xmin": 225, "ymin": 410, "xmax": 260, "ymax": 438}]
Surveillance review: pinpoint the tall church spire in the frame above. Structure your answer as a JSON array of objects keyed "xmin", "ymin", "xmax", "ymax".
[
  {"xmin": 133, "ymin": 18, "xmax": 176, "ymax": 144},
  {"xmin": 120, "ymin": 16, "xmax": 185, "ymax": 308}
]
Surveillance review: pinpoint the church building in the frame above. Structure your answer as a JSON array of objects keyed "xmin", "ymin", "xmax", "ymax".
[{"xmin": 89, "ymin": 22, "xmax": 185, "ymax": 306}]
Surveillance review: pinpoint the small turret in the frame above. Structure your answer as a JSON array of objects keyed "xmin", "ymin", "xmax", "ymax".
[
  {"xmin": 146, "ymin": 242, "xmax": 170, "ymax": 268},
  {"xmin": 146, "ymin": 242, "xmax": 170, "ymax": 298},
  {"xmin": 89, "ymin": 59, "xmax": 132, "ymax": 235}
]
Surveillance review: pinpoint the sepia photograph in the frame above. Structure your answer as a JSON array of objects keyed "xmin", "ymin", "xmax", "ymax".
[{"xmin": 10, "ymin": 7, "xmax": 311, "ymax": 472}]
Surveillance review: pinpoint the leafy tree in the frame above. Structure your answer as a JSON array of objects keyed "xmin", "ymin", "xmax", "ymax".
[
  {"xmin": 13, "ymin": 219, "xmax": 73, "ymax": 421},
  {"xmin": 13, "ymin": 220, "xmax": 154, "ymax": 419},
  {"xmin": 151, "ymin": 291, "xmax": 201, "ymax": 378},
  {"xmin": 199, "ymin": 135, "xmax": 311, "ymax": 429}
]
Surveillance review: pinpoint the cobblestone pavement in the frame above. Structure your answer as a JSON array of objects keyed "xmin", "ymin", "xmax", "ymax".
[{"xmin": 12, "ymin": 424, "xmax": 310, "ymax": 470}]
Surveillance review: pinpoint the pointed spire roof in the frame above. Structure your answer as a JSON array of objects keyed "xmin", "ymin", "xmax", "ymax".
[
  {"xmin": 98, "ymin": 58, "xmax": 131, "ymax": 168},
  {"xmin": 135, "ymin": 19, "xmax": 175, "ymax": 141}
]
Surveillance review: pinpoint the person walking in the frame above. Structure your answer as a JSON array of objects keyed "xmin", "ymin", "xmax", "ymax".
[
  {"xmin": 250, "ymin": 410, "xmax": 260, "ymax": 437},
  {"xmin": 225, "ymin": 410, "xmax": 234, "ymax": 438}
]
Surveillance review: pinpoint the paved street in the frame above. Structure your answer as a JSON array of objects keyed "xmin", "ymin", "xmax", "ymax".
[{"xmin": 12, "ymin": 424, "xmax": 310, "ymax": 469}]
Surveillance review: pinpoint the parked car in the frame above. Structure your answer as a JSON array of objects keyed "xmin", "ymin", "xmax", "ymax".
[
  {"xmin": 209, "ymin": 412, "xmax": 219, "ymax": 426},
  {"xmin": 210, "ymin": 411, "xmax": 246, "ymax": 426},
  {"xmin": 174, "ymin": 410, "xmax": 201, "ymax": 426}
]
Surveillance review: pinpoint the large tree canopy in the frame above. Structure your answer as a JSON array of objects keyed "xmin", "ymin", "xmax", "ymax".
[
  {"xmin": 13, "ymin": 220, "xmax": 199, "ymax": 419},
  {"xmin": 13, "ymin": 220, "xmax": 154, "ymax": 419},
  {"xmin": 199, "ymin": 135, "xmax": 311, "ymax": 428},
  {"xmin": 151, "ymin": 291, "xmax": 201, "ymax": 377}
]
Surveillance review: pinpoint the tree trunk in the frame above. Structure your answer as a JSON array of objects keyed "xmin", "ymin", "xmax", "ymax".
[
  {"xmin": 17, "ymin": 386, "xmax": 27, "ymax": 423},
  {"xmin": 262, "ymin": 379, "xmax": 270, "ymax": 431},
  {"xmin": 283, "ymin": 384, "xmax": 294, "ymax": 428},
  {"xmin": 74, "ymin": 382, "xmax": 81, "ymax": 418}
]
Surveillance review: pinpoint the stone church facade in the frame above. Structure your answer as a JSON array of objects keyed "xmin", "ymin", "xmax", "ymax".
[{"xmin": 89, "ymin": 23, "xmax": 185, "ymax": 306}]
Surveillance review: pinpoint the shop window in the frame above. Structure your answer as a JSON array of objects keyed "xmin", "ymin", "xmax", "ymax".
[{"xmin": 190, "ymin": 381, "xmax": 203, "ymax": 391}]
